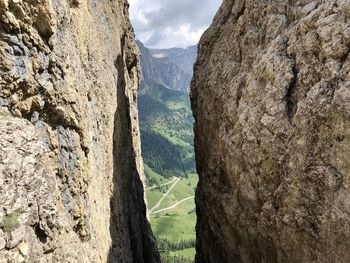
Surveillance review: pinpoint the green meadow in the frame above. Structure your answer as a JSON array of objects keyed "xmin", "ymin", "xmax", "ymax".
[{"xmin": 139, "ymin": 82, "xmax": 197, "ymax": 262}]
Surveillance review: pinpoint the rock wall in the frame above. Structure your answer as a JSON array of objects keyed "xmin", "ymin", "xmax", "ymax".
[
  {"xmin": 137, "ymin": 40, "xmax": 193, "ymax": 94},
  {"xmin": 191, "ymin": 0, "xmax": 350, "ymax": 262},
  {"xmin": 0, "ymin": 0, "xmax": 159, "ymax": 262}
]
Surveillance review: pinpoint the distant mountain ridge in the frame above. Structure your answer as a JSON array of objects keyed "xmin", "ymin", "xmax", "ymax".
[
  {"xmin": 150, "ymin": 45, "xmax": 197, "ymax": 75},
  {"xmin": 137, "ymin": 40, "xmax": 197, "ymax": 94}
]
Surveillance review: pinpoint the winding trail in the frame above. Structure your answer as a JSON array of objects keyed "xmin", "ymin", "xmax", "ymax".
[
  {"xmin": 146, "ymin": 177, "xmax": 178, "ymax": 190},
  {"xmin": 148, "ymin": 177, "xmax": 180, "ymax": 214},
  {"xmin": 150, "ymin": 195, "xmax": 194, "ymax": 215}
]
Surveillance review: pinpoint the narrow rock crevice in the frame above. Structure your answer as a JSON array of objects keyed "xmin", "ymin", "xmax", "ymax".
[{"xmin": 285, "ymin": 58, "xmax": 298, "ymax": 121}]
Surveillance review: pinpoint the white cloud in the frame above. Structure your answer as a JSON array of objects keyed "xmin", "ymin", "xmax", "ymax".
[{"xmin": 129, "ymin": 0, "xmax": 222, "ymax": 49}]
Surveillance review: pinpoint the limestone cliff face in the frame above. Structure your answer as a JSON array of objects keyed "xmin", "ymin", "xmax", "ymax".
[
  {"xmin": 137, "ymin": 40, "xmax": 195, "ymax": 94},
  {"xmin": 0, "ymin": 0, "xmax": 159, "ymax": 262},
  {"xmin": 191, "ymin": 0, "xmax": 350, "ymax": 262}
]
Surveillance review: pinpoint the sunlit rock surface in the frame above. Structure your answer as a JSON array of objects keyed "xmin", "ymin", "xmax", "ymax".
[{"xmin": 0, "ymin": 0, "xmax": 159, "ymax": 262}]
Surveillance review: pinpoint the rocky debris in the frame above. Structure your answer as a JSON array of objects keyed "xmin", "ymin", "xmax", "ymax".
[
  {"xmin": 0, "ymin": 0, "xmax": 159, "ymax": 262},
  {"xmin": 191, "ymin": 0, "xmax": 350, "ymax": 262}
]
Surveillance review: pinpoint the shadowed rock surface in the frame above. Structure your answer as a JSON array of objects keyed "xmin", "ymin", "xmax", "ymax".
[
  {"xmin": 0, "ymin": 0, "xmax": 159, "ymax": 262},
  {"xmin": 191, "ymin": 0, "xmax": 350, "ymax": 262}
]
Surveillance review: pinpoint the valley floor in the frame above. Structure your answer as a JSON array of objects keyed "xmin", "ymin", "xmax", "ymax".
[{"xmin": 146, "ymin": 171, "xmax": 198, "ymax": 262}]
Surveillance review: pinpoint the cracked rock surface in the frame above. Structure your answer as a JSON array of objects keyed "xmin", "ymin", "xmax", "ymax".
[
  {"xmin": 0, "ymin": 0, "xmax": 159, "ymax": 262},
  {"xmin": 191, "ymin": 0, "xmax": 350, "ymax": 262}
]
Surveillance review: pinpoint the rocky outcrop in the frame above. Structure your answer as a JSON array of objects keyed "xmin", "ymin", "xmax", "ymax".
[
  {"xmin": 191, "ymin": 0, "xmax": 350, "ymax": 262},
  {"xmin": 0, "ymin": 0, "xmax": 159, "ymax": 262},
  {"xmin": 137, "ymin": 40, "xmax": 196, "ymax": 94}
]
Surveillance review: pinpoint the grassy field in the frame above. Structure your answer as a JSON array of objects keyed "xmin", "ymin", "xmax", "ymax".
[
  {"xmin": 146, "ymin": 173, "xmax": 198, "ymax": 261},
  {"xmin": 139, "ymin": 80, "xmax": 197, "ymax": 261},
  {"xmin": 170, "ymin": 248, "xmax": 196, "ymax": 258},
  {"xmin": 151, "ymin": 213, "xmax": 196, "ymax": 242},
  {"xmin": 157, "ymin": 176, "xmax": 197, "ymax": 210}
]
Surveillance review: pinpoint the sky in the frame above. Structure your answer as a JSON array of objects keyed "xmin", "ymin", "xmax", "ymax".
[{"xmin": 129, "ymin": 0, "xmax": 222, "ymax": 49}]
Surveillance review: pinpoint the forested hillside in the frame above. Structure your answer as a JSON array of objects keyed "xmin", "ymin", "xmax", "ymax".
[{"xmin": 138, "ymin": 80, "xmax": 195, "ymax": 179}]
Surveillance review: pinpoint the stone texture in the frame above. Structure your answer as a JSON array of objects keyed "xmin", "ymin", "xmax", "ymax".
[
  {"xmin": 0, "ymin": 231, "xmax": 5, "ymax": 251},
  {"xmin": 17, "ymin": 242, "xmax": 30, "ymax": 258},
  {"xmin": 7, "ymin": 227, "xmax": 26, "ymax": 249},
  {"xmin": 0, "ymin": 0, "xmax": 159, "ymax": 262},
  {"xmin": 191, "ymin": 0, "xmax": 350, "ymax": 262}
]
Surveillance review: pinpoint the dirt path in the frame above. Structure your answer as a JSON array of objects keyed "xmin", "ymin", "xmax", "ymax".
[
  {"xmin": 146, "ymin": 177, "xmax": 177, "ymax": 190},
  {"xmin": 148, "ymin": 177, "xmax": 180, "ymax": 214},
  {"xmin": 150, "ymin": 195, "xmax": 194, "ymax": 215}
]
